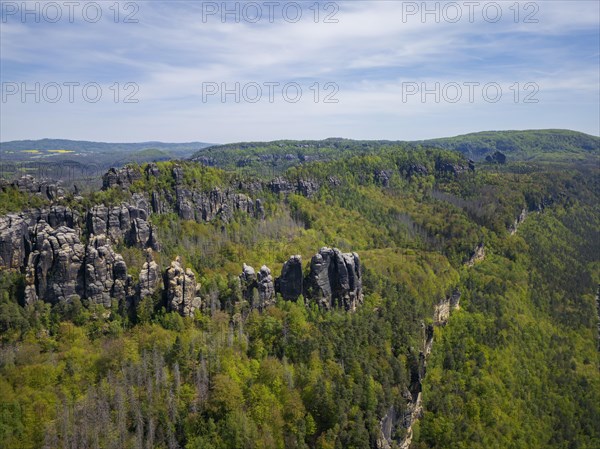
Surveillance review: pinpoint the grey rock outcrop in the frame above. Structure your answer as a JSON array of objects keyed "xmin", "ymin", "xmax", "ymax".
[
  {"xmin": 239, "ymin": 264, "xmax": 275, "ymax": 310},
  {"xmin": 86, "ymin": 200, "xmax": 158, "ymax": 250},
  {"xmin": 305, "ymin": 247, "xmax": 363, "ymax": 311},
  {"xmin": 509, "ymin": 208, "xmax": 528, "ymax": 235},
  {"xmin": 257, "ymin": 265, "xmax": 275, "ymax": 308},
  {"xmin": 23, "ymin": 221, "xmax": 133, "ymax": 307},
  {"xmin": 139, "ymin": 250, "xmax": 162, "ymax": 299},
  {"xmin": 406, "ymin": 164, "xmax": 429, "ymax": 178},
  {"xmin": 0, "ymin": 206, "xmax": 80, "ymax": 270},
  {"xmin": 267, "ymin": 177, "xmax": 319, "ymax": 197},
  {"xmin": 24, "ymin": 221, "xmax": 85, "ymax": 305},
  {"xmin": 374, "ymin": 170, "xmax": 392, "ymax": 187},
  {"xmin": 9, "ymin": 175, "xmax": 64, "ymax": 200},
  {"xmin": 173, "ymin": 187, "xmax": 261, "ymax": 222},
  {"xmin": 275, "ymin": 255, "xmax": 303, "ymax": 301},
  {"xmin": 102, "ymin": 166, "xmax": 142, "ymax": 190},
  {"xmin": 145, "ymin": 163, "xmax": 160, "ymax": 178},
  {"xmin": 485, "ymin": 151, "xmax": 507, "ymax": 164},
  {"xmin": 0, "ymin": 214, "xmax": 30, "ymax": 270},
  {"xmin": 239, "ymin": 263, "xmax": 257, "ymax": 302},
  {"xmin": 466, "ymin": 243, "xmax": 485, "ymax": 266},
  {"xmin": 435, "ymin": 160, "xmax": 473, "ymax": 176},
  {"xmin": 84, "ymin": 234, "xmax": 129, "ymax": 307},
  {"xmin": 166, "ymin": 257, "xmax": 201, "ymax": 317}
]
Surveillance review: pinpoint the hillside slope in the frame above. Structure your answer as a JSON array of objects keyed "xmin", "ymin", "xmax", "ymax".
[{"xmin": 0, "ymin": 139, "xmax": 598, "ymax": 448}]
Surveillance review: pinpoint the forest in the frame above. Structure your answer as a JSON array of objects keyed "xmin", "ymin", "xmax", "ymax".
[{"xmin": 0, "ymin": 131, "xmax": 598, "ymax": 449}]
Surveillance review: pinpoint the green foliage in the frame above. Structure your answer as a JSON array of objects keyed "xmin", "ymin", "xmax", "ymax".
[
  {"xmin": 1, "ymin": 135, "xmax": 599, "ymax": 448},
  {"xmin": 0, "ymin": 186, "xmax": 47, "ymax": 214}
]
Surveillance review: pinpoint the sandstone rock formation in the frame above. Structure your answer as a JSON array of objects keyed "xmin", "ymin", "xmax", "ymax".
[
  {"xmin": 102, "ymin": 166, "xmax": 142, "ymax": 190},
  {"xmin": 305, "ymin": 247, "xmax": 363, "ymax": 311},
  {"xmin": 173, "ymin": 186, "xmax": 261, "ymax": 222},
  {"xmin": 139, "ymin": 250, "xmax": 163, "ymax": 299},
  {"xmin": 435, "ymin": 160, "xmax": 473, "ymax": 176},
  {"xmin": 257, "ymin": 265, "xmax": 275, "ymax": 309},
  {"xmin": 84, "ymin": 234, "xmax": 129, "ymax": 307},
  {"xmin": 0, "ymin": 214, "xmax": 30, "ymax": 270},
  {"xmin": 8, "ymin": 175, "xmax": 64, "ymax": 200},
  {"xmin": 24, "ymin": 221, "xmax": 85, "ymax": 305},
  {"xmin": 275, "ymin": 255, "xmax": 303, "ymax": 301},
  {"xmin": 239, "ymin": 264, "xmax": 275, "ymax": 309},
  {"xmin": 267, "ymin": 177, "xmax": 319, "ymax": 197},
  {"xmin": 86, "ymin": 199, "xmax": 159, "ymax": 250},
  {"xmin": 0, "ymin": 206, "xmax": 80, "ymax": 269},
  {"xmin": 166, "ymin": 257, "xmax": 201, "ymax": 317},
  {"xmin": 239, "ymin": 263, "xmax": 257, "ymax": 302}
]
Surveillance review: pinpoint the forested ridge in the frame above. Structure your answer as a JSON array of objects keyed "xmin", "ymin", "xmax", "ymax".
[{"xmin": 0, "ymin": 134, "xmax": 598, "ymax": 449}]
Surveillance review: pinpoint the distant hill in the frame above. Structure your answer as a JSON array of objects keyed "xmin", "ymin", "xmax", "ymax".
[
  {"xmin": 0, "ymin": 138, "xmax": 214, "ymax": 182},
  {"xmin": 190, "ymin": 130, "xmax": 599, "ymax": 175},
  {"xmin": 417, "ymin": 129, "xmax": 600, "ymax": 162},
  {"xmin": 0, "ymin": 138, "xmax": 213, "ymax": 154}
]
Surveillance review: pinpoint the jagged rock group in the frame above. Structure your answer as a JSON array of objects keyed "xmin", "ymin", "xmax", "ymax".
[
  {"xmin": 306, "ymin": 248, "xmax": 363, "ymax": 311},
  {"xmin": 241, "ymin": 247, "xmax": 363, "ymax": 312},
  {"xmin": 3, "ymin": 175, "xmax": 64, "ymax": 201},
  {"xmin": 267, "ymin": 177, "xmax": 319, "ymax": 197},
  {"xmin": 24, "ymin": 222, "xmax": 85, "ymax": 305},
  {"xmin": 102, "ymin": 166, "xmax": 142, "ymax": 190},
  {"xmin": 239, "ymin": 264, "xmax": 275, "ymax": 310},
  {"xmin": 87, "ymin": 196, "xmax": 159, "ymax": 250}
]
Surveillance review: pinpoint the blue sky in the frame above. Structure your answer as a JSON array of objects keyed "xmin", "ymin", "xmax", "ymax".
[{"xmin": 1, "ymin": 0, "xmax": 599, "ymax": 143}]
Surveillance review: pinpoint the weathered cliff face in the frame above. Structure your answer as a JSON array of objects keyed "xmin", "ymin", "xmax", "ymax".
[
  {"xmin": 165, "ymin": 257, "xmax": 202, "ymax": 317},
  {"xmin": 84, "ymin": 234, "xmax": 130, "ymax": 307},
  {"xmin": 24, "ymin": 221, "xmax": 85, "ymax": 305},
  {"xmin": 0, "ymin": 206, "xmax": 80, "ymax": 270},
  {"xmin": 86, "ymin": 194, "xmax": 159, "ymax": 250},
  {"xmin": 275, "ymin": 255, "xmax": 304, "ymax": 301},
  {"xmin": 0, "ymin": 214, "xmax": 30, "ymax": 270},
  {"xmin": 267, "ymin": 177, "xmax": 319, "ymax": 197},
  {"xmin": 102, "ymin": 166, "xmax": 142, "ymax": 190},
  {"xmin": 305, "ymin": 247, "xmax": 363, "ymax": 311},
  {"xmin": 466, "ymin": 243, "xmax": 485, "ymax": 267},
  {"xmin": 510, "ymin": 208, "xmax": 528, "ymax": 235},
  {"xmin": 435, "ymin": 160, "xmax": 474, "ymax": 176},
  {"xmin": 138, "ymin": 250, "xmax": 162, "ymax": 300},
  {"xmin": 377, "ymin": 290, "xmax": 461, "ymax": 449},
  {"xmin": 272, "ymin": 248, "xmax": 363, "ymax": 310},
  {"xmin": 239, "ymin": 263, "xmax": 257, "ymax": 302},
  {"xmin": 257, "ymin": 265, "xmax": 275, "ymax": 309},
  {"xmin": 171, "ymin": 186, "xmax": 260, "ymax": 223},
  {"xmin": 22, "ymin": 221, "xmax": 135, "ymax": 308},
  {"xmin": 9, "ymin": 175, "xmax": 65, "ymax": 201}
]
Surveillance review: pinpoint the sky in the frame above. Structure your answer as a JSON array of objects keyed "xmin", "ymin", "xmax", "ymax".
[{"xmin": 1, "ymin": 0, "xmax": 599, "ymax": 143}]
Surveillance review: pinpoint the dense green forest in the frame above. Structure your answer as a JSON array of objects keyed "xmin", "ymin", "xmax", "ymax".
[{"xmin": 0, "ymin": 132, "xmax": 598, "ymax": 448}]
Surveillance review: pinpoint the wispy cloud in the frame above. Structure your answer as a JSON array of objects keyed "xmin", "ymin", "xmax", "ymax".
[{"xmin": 1, "ymin": 0, "xmax": 598, "ymax": 141}]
